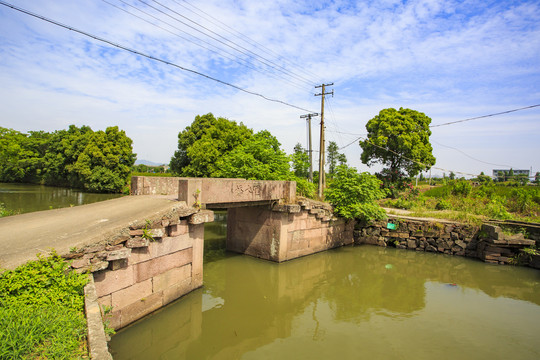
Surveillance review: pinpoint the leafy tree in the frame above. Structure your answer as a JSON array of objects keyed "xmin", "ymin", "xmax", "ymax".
[
  {"xmin": 291, "ymin": 143, "xmax": 309, "ymax": 178},
  {"xmin": 213, "ymin": 130, "xmax": 290, "ymax": 180},
  {"xmin": 337, "ymin": 153, "xmax": 347, "ymax": 166},
  {"xmin": 360, "ymin": 108, "xmax": 436, "ymax": 183},
  {"xmin": 535, "ymin": 172, "xmax": 540, "ymax": 185},
  {"xmin": 326, "ymin": 141, "xmax": 347, "ymax": 178},
  {"xmin": 0, "ymin": 125, "xmax": 135, "ymax": 193},
  {"xmin": 170, "ymin": 113, "xmax": 252, "ymax": 177},
  {"xmin": 324, "ymin": 165, "xmax": 386, "ymax": 221},
  {"xmin": 449, "ymin": 171, "xmax": 456, "ymax": 180}
]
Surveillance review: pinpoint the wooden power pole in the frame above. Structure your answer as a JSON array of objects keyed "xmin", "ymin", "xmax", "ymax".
[
  {"xmin": 300, "ymin": 112, "xmax": 318, "ymax": 182},
  {"xmin": 315, "ymin": 83, "xmax": 334, "ymax": 198}
]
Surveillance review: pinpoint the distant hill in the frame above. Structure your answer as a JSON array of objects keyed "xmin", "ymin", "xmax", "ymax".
[{"xmin": 134, "ymin": 159, "xmax": 166, "ymax": 166}]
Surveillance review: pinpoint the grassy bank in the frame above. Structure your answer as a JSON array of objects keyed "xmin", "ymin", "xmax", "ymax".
[
  {"xmin": 382, "ymin": 181, "xmax": 540, "ymax": 224},
  {"xmin": 0, "ymin": 253, "xmax": 89, "ymax": 359}
]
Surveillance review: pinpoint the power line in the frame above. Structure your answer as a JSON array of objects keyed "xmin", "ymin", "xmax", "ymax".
[
  {"xmin": 175, "ymin": 0, "xmax": 321, "ymax": 83},
  {"xmin": 432, "ymin": 139, "xmax": 514, "ymax": 168},
  {"xmin": 430, "ymin": 104, "xmax": 540, "ymax": 128},
  {"xmin": 0, "ymin": 1, "xmax": 316, "ymax": 113},
  {"xmin": 138, "ymin": 0, "xmax": 316, "ymax": 87},
  {"xmin": 102, "ymin": 0, "xmax": 311, "ymax": 93}
]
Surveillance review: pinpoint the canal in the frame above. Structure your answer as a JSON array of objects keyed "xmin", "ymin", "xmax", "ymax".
[
  {"xmin": 109, "ymin": 212, "xmax": 540, "ymax": 359},
  {"xmin": 0, "ymin": 183, "xmax": 122, "ymax": 215}
]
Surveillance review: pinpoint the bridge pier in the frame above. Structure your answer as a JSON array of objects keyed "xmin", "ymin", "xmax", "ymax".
[{"xmin": 227, "ymin": 202, "xmax": 354, "ymax": 262}]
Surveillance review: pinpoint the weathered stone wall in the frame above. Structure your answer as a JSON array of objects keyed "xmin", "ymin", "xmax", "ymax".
[
  {"xmin": 66, "ymin": 208, "xmax": 214, "ymax": 330},
  {"xmin": 179, "ymin": 178, "xmax": 296, "ymax": 208},
  {"xmin": 355, "ymin": 216, "xmax": 539, "ymax": 269},
  {"xmin": 227, "ymin": 199, "xmax": 354, "ymax": 262},
  {"xmin": 131, "ymin": 176, "xmax": 185, "ymax": 196}
]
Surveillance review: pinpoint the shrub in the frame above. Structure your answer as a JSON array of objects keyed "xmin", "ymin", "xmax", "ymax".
[
  {"xmin": 325, "ymin": 165, "xmax": 386, "ymax": 221},
  {"xmin": 295, "ymin": 177, "xmax": 317, "ymax": 199},
  {"xmin": 451, "ymin": 180, "xmax": 472, "ymax": 196},
  {"xmin": 435, "ymin": 199, "xmax": 452, "ymax": 210}
]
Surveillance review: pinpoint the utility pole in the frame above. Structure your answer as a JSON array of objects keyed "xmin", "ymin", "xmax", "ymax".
[
  {"xmin": 300, "ymin": 113, "xmax": 318, "ymax": 182},
  {"xmin": 315, "ymin": 83, "xmax": 334, "ymax": 198}
]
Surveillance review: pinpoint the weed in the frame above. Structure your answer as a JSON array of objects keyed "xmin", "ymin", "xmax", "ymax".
[{"xmin": 0, "ymin": 252, "xmax": 89, "ymax": 359}]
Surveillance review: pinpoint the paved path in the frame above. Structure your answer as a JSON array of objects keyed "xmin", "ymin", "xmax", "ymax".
[{"xmin": 0, "ymin": 195, "xmax": 186, "ymax": 270}]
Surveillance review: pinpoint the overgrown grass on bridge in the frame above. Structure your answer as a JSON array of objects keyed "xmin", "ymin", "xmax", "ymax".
[{"xmin": 0, "ymin": 252, "xmax": 89, "ymax": 359}]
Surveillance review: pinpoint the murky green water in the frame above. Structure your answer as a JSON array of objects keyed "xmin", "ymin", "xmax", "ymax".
[
  {"xmin": 0, "ymin": 183, "xmax": 121, "ymax": 215},
  {"xmin": 109, "ymin": 214, "xmax": 540, "ymax": 360}
]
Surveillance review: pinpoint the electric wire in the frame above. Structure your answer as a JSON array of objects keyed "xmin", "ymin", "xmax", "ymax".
[
  {"xmin": 0, "ymin": 1, "xmax": 317, "ymax": 113},
  {"xmin": 432, "ymin": 139, "xmax": 514, "ymax": 168},
  {"xmin": 138, "ymin": 0, "xmax": 316, "ymax": 87},
  {"xmin": 175, "ymin": 0, "xmax": 321, "ymax": 83},
  {"xmin": 430, "ymin": 104, "xmax": 540, "ymax": 128},
  {"xmin": 102, "ymin": 0, "xmax": 311, "ymax": 93}
]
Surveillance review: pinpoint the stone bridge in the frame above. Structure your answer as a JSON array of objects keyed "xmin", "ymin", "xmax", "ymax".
[{"xmin": 0, "ymin": 176, "xmax": 353, "ymax": 332}]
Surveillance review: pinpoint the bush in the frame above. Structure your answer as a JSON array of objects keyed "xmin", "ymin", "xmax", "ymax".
[
  {"xmin": 451, "ymin": 180, "xmax": 472, "ymax": 196},
  {"xmin": 295, "ymin": 177, "xmax": 317, "ymax": 199},
  {"xmin": 325, "ymin": 165, "xmax": 386, "ymax": 221},
  {"xmin": 435, "ymin": 199, "xmax": 452, "ymax": 210}
]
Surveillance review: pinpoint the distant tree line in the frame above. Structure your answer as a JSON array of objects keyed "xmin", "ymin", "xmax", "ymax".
[{"xmin": 0, "ymin": 125, "xmax": 135, "ymax": 193}]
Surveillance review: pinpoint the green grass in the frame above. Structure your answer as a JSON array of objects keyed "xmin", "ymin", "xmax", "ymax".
[
  {"xmin": 0, "ymin": 253, "xmax": 90, "ymax": 359},
  {"xmin": 383, "ymin": 182, "xmax": 540, "ymax": 224}
]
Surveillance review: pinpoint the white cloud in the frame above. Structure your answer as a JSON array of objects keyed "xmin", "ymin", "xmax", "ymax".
[{"xmin": 1, "ymin": 0, "xmax": 539, "ymax": 175}]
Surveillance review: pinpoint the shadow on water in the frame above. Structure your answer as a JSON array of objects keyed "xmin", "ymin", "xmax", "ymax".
[{"xmin": 110, "ymin": 212, "xmax": 540, "ymax": 360}]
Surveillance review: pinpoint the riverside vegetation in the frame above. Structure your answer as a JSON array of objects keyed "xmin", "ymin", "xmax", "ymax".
[{"xmin": 0, "ymin": 253, "xmax": 89, "ymax": 359}]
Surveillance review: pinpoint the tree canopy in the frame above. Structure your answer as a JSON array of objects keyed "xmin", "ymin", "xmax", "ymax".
[
  {"xmin": 360, "ymin": 108, "xmax": 435, "ymax": 183},
  {"xmin": 170, "ymin": 113, "xmax": 290, "ymax": 180},
  {"xmin": 291, "ymin": 143, "xmax": 310, "ymax": 178},
  {"xmin": 0, "ymin": 125, "xmax": 135, "ymax": 193}
]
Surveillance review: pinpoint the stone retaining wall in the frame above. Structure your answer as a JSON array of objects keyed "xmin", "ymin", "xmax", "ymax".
[
  {"xmin": 355, "ymin": 216, "xmax": 540, "ymax": 269},
  {"xmin": 227, "ymin": 199, "xmax": 354, "ymax": 262},
  {"xmin": 65, "ymin": 208, "xmax": 214, "ymax": 330}
]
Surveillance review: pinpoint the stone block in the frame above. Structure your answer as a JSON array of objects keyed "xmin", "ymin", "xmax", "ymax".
[
  {"xmin": 128, "ymin": 247, "xmax": 153, "ymax": 265},
  {"xmin": 150, "ymin": 235, "xmax": 192, "ymax": 258},
  {"xmin": 169, "ymin": 220, "xmax": 189, "ymax": 236},
  {"xmin": 71, "ymin": 258, "xmax": 90, "ymax": 269},
  {"xmin": 189, "ymin": 210, "xmax": 215, "ymax": 224},
  {"xmin": 117, "ymin": 291, "xmax": 163, "ymax": 329},
  {"xmin": 110, "ymin": 259, "xmax": 128, "ymax": 271},
  {"xmin": 84, "ymin": 244, "xmax": 106, "ymax": 254},
  {"xmin": 129, "ymin": 229, "xmax": 144, "ymax": 236},
  {"xmin": 153, "ymin": 264, "xmax": 192, "ymax": 293},
  {"xmin": 111, "ymin": 279, "xmax": 153, "ymax": 310},
  {"xmin": 93, "ymin": 266, "xmax": 134, "ymax": 297},
  {"xmin": 105, "ymin": 244, "xmax": 124, "ymax": 251},
  {"xmin": 126, "ymin": 237, "xmax": 150, "ymax": 248},
  {"xmin": 106, "ymin": 248, "xmax": 132, "ymax": 261},
  {"xmin": 133, "ymin": 248, "xmax": 193, "ymax": 283},
  {"xmin": 407, "ymin": 239, "xmax": 417, "ymax": 249},
  {"xmin": 149, "ymin": 228, "xmax": 166, "ymax": 238},
  {"xmin": 162, "ymin": 278, "xmax": 193, "ymax": 305},
  {"xmin": 90, "ymin": 261, "xmax": 109, "ymax": 273},
  {"xmin": 98, "ymin": 294, "xmax": 111, "ymax": 309}
]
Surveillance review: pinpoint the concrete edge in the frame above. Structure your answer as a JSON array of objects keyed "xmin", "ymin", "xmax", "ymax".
[{"xmin": 84, "ymin": 275, "xmax": 113, "ymax": 360}]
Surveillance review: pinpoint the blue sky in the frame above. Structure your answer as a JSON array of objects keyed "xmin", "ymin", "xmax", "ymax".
[{"xmin": 1, "ymin": 0, "xmax": 539, "ymax": 178}]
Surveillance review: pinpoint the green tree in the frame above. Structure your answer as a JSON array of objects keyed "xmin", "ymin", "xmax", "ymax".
[
  {"xmin": 170, "ymin": 113, "xmax": 252, "ymax": 177},
  {"xmin": 449, "ymin": 171, "xmax": 456, "ymax": 180},
  {"xmin": 535, "ymin": 172, "xmax": 540, "ymax": 185},
  {"xmin": 291, "ymin": 143, "xmax": 309, "ymax": 178},
  {"xmin": 0, "ymin": 128, "xmax": 28, "ymax": 182},
  {"xmin": 324, "ymin": 165, "xmax": 386, "ymax": 221},
  {"xmin": 213, "ymin": 130, "xmax": 290, "ymax": 180},
  {"xmin": 360, "ymin": 108, "xmax": 436, "ymax": 183}
]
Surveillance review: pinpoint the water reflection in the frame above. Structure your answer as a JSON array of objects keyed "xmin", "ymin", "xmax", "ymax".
[
  {"xmin": 110, "ymin": 215, "xmax": 540, "ymax": 360},
  {"xmin": 0, "ymin": 183, "xmax": 121, "ymax": 214}
]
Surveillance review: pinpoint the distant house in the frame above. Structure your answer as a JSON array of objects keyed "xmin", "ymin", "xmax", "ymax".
[{"xmin": 493, "ymin": 169, "xmax": 530, "ymax": 180}]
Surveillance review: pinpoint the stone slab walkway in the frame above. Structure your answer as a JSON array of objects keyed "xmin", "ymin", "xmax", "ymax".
[{"xmin": 0, "ymin": 195, "xmax": 186, "ymax": 270}]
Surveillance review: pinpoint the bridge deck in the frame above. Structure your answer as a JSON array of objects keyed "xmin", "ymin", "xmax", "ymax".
[{"xmin": 0, "ymin": 195, "xmax": 187, "ymax": 270}]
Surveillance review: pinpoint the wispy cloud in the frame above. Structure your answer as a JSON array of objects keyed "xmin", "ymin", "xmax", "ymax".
[{"xmin": 1, "ymin": 0, "xmax": 539, "ymax": 176}]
